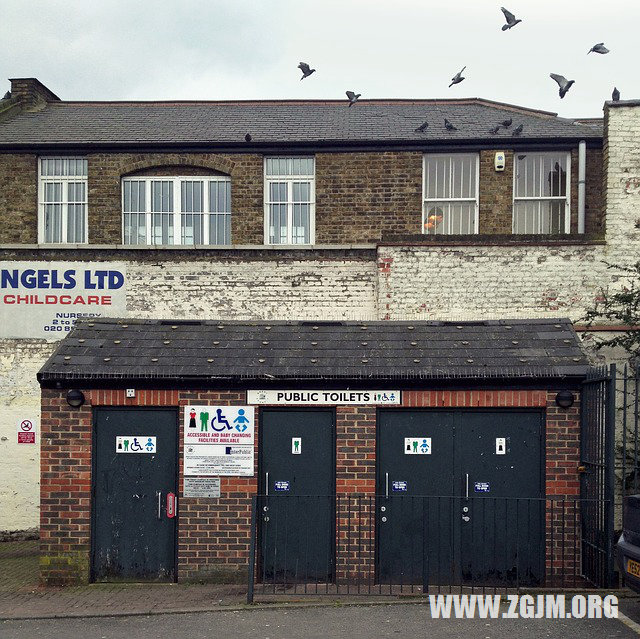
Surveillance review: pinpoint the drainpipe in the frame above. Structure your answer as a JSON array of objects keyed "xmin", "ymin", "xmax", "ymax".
[{"xmin": 578, "ymin": 140, "xmax": 586, "ymax": 234}]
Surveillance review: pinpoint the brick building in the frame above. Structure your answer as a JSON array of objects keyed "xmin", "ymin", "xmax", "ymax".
[{"xmin": 0, "ymin": 77, "xmax": 639, "ymax": 584}]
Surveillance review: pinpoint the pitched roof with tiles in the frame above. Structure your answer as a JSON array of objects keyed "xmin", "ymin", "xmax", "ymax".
[
  {"xmin": 38, "ymin": 318, "xmax": 588, "ymax": 386},
  {"xmin": 0, "ymin": 98, "xmax": 602, "ymax": 148}
]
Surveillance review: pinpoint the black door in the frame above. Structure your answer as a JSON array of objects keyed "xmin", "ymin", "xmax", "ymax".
[
  {"xmin": 458, "ymin": 411, "xmax": 544, "ymax": 586},
  {"xmin": 377, "ymin": 409, "xmax": 543, "ymax": 587},
  {"xmin": 376, "ymin": 411, "xmax": 458, "ymax": 585},
  {"xmin": 259, "ymin": 409, "xmax": 335, "ymax": 583},
  {"xmin": 92, "ymin": 408, "xmax": 177, "ymax": 582}
]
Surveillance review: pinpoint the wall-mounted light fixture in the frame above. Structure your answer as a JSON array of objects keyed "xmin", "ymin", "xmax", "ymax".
[
  {"xmin": 66, "ymin": 389, "xmax": 85, "ymax": 408},
  {"xmin": 555, "ymin": 390, "xmax": 575, "ymax": 408}
]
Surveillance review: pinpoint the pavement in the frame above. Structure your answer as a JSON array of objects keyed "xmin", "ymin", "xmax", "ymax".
[{"xmin": 2, "ymin": 602, "xmax": 640, "ymax": 639}]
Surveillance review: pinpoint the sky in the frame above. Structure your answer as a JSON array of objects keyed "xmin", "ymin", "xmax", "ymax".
[{"xmin": 1, "ymin": 0, "xmax": 638, "ymax": 118}]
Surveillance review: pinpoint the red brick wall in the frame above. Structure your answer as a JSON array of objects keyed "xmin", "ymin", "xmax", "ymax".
[{"xmin": 40, "ymin": 386, "xmax": 580, "ymax": 585}]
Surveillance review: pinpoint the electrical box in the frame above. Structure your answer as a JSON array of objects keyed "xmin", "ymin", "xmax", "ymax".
[
  {"xmin": 126, "ymin": 388, "xmax": 136, "ymax": 398},
  {"xmin": 494, "ymin": 152, "xmax": 506, "ymax": 172}
]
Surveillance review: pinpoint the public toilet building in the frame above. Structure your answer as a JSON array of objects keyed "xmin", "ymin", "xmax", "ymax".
[{"xmin": 38, "ymin": 317, "xmax": 588, "ymax": 587}]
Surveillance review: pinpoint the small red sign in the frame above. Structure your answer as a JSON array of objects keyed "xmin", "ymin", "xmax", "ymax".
[
  {"xmin": 166, "ymin": 492, "xmax": 177, "ymax": 519},
  {"xmin": 18, "ymin": 432, "xmax": 36, "ymax": 444}
]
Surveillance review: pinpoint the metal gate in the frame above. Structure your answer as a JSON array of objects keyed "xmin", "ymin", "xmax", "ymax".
[{"xmin": 580, "ymin": 365, "xmax": 616, "ymax": 588}]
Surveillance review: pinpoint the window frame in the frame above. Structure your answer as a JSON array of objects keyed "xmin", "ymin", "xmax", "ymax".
[
  {"xmin": 512, "ymin": 151, "xmax": 571, "ymax": 234},
  {"xmin": 263, "ymin": 157, "xmax": 316, "ymax": 245},
  {"xmin": 120, "ymin": 174, "xmax": 232, "ymax": 246},
  {"xmin": 422, "ymin": 153, "xmax": 480, "ymax": 235},
  {"xmin": 37, "ymin": 157, "xmax": 88, "ymax": 244}
]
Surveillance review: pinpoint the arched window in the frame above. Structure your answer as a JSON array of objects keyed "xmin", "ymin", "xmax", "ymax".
[{"xmin": 122, "ymin": 169, "xmax": 231, "ymax": 245}]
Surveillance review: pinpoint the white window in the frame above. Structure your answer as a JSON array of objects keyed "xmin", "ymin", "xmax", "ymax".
[
  {"xmin": 122, "ymin": 176, "xmax": 231, "ymax": 245},
  {"xmin": 264, "ymin": 157, "xmax": 315, "ymax": 244},
  {"xmin": 513, "ymin": 152, "xmax": 571, "ymax": 234},
  {"xmin": 38, "ymin": 158, "xmax": 88, "ymax": 243},
  {"xmin": 423, "ymin": 154, "xmax": 479, "ymax": 235}
]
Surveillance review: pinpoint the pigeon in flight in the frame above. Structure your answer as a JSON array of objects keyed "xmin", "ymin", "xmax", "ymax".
[
  {"xmin": 449, "ymin": 67, "xmax": 466, "ymax": 88},
  {"xmin": 489, "ymin": 125, "xmax": 501, "ymax": 135},
  {"xmin": 500, "ymin": 117, "xmax": 512, "ymax": 128},
  {"xmin": 550, "ymin": 73, "xmax": 575, "ymax": 99},
  {"xmin": 588, "ymin": 43, "xmax": 609, "ymax": 55},
  {"xmin": 612, "ymin": 87, "xmax": 621, "ymax": 102},
  {"xmin": 298, "ymin": 62, "xmax": 316, "ymax": 80},
  {"xmin": 2, "ymin": 91, "xmax": 10, "ymax": 100},
  {"xmin": 512, "ymin": 124, "xmax": 524, "ymax": 136},
  {"xmin": 346, "ymin": 91, "xmax": 361, "ymax": 107},
  {"xmin": 415, "ymin": 121, "xmax": 429, "ymax": 133},
  {"xmin": 444, "ymin": 119, "xmax": 458, "ymax": 131},
  {"xmin": 501, "ymin": 7, "xmax": 521, "ymax": 30}
]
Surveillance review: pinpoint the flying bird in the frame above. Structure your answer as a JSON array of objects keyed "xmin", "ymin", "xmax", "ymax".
[
  {"xmin": 489, "ymin": 125, "xmax": 501, "ymax": 135},
  {"xmin": 2, "ymin": 91, "xmax": 10, "ymax": 100},
  {"xmin": 297, "ymin": 62, "xmax": 316, "ymax": 80},
  {"xmin": 512, "ymin": 124, "xmax": 524, "ymax": 136},
  {"xmin": 588, "ymin": 43, "xmax": 609, "ymax": 55},
  {"xmin": 500, "ymin": 7, "xmax": 522, "ymax": 30},
  {"xmin": 550, "ymin": 73, "xmax": 575, "ymax": 99},
  {"xmin": 415, "ymin": 121, "xmax": 429, "ymax": 133},
  {"xmin": 500, "ymin": 117, "xmax": 512, "ymax": 128},
  {"xmin": 346, "ymin": 91, "xmax": 361, "ymax": 107},
  {"xmin": 449, "ymin": 66, "xmax": 466, "ymax": 88},
  {"xmin": 244, "ymin": 133, "xmax": 252, "ymax": 142},
  {"xmin": 612, "ymin": 87, "xmax": 621, "ymax": 102},
  {"xmin": 444, "ymin": 119, "xmax": 458, "ymax": 131}
]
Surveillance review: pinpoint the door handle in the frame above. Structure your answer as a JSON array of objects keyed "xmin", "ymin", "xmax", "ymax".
[
  {"xmin": 265, "ymin": 472, "xmax": 269, "ymax": 496},
  {"xmin": 465, "ymin": 473, "xmax": 469, "ymax": 500},
  {"xmin": 157, "ymin": 491, "xmax": 162, "ymax": 520},
  {"xmin": 385, "ymin": 472, "xmax": 389, "ymax": 499}
]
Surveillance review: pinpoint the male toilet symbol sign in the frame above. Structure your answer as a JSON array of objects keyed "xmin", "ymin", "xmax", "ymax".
[{"xmin": 292, "ymin": 437, "xmax": 302, "ymax": 454}]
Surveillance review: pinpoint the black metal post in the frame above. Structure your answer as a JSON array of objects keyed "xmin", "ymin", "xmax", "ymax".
[
  {"xmin": 605, "ymin": 364, "xmax": 617, "ymax": 587},
  {"xmin": 247, "ymin": 495, "xmax": 258, "ymax": 604}
]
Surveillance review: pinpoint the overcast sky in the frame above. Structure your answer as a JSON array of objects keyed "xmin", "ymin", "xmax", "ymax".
[{"xmin": 1, "ymin": 0, "xmax": 637, "ymax": 118}]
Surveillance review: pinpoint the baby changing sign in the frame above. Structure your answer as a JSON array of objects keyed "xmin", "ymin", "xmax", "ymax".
[{"xmin": 184, "ymin": 406, "xmax": 255, "ymax": 445}]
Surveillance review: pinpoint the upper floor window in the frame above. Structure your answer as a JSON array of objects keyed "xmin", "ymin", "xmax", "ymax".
[
  {"xmin": 423, "ymin": 154, "xmax": 478, "ymax": 235},
  {"xmin": 38, "ymin": 157, "xmax": 88, "ymax": 243},
  {"xmin": 513, "ymin": 152, "xmax": 570, "ymax": 234},
  {"xmin": 264, "ymin": 157, "xmax": 315, "ymax": 244},
  {"xmin": 122, "ymin": 176, "xmax": 231, "ymax": 245}
]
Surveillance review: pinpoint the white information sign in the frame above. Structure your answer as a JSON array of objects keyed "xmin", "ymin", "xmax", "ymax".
[
  {"xmin": 183, "ymin": 477, "xmax": 221, "ymax": 498},
  {"xmin": 184, "ymin": 445, "xmax": 253, "ymax": 476},
  {"xmin": 116, "ymin": 435, "xmax": 156, "ymax": 453},
  {"xmin": 247, "ymin": 390, "xmax": 401, "ymax": 405},
  {"xmin": 17, "ymin": 417, "xmax": 37, "ymax": 444},
  {"xmin": 0, "ymin": 262, "xmax": 127, "ymax": 339},
  {"xmin": 404, "ymin": 437, "xmax": 432, "ymax": 455}
]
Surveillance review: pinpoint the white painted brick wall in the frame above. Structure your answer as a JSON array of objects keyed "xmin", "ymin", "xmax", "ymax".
[{"xmin": 378, "ymin": 104, "xmax": 640, "ymax": 321}]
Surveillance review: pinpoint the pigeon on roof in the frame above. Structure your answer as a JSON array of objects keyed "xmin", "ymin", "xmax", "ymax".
[
  {"xmin": 501, "ymin": 117, "xmax": 513, "ymax": 128},
  {"xmin": 444, "ymin": 118, "xmax": 458, "ymax": 131},
  {"xmin": 612, "ymin": 87, "xmax": 621, "ymax": 102},
  {"xmin": 449, "ymin": 66, "xmax": 466, "ymax": 88},
  {"xmin": 512, "ymin": 124, "xmax": 524, "ymax": 136},
  {"xmin": 588, "ymin": 43, "xmax": 609, "ymax": 55},
  {"xmin": 297, "ymin": 62, "xmax": 316, "ymax": 80},
  {"xmin": 501, "ymin": 7, "xmax": 522, "ymax": 30},
  {"xmin": 550, "ymin": 73, "xmax": 575, "ymax": 99},
  {"xmin": 489, "ymin": 125, "xmax": 501, "ymax": 135},
  {"xmin": 244, "ymin": 133, "xmax": 252, "ymax": 142},
  {"xmin": 2, "ymin": 91, "xmax": 10, "ymax": 100},
  {"xmin": 415, "ymin": 121, "xmax": 429, "ymax": 133},
  {"xmin": 346, "ymin": 91, "xmax": 361, "ymax": 107}
]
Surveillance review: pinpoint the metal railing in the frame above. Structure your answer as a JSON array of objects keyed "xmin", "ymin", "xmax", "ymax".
[{"xmin": 247, "ymin": 495, "xmax": 608, "ymax": 602}]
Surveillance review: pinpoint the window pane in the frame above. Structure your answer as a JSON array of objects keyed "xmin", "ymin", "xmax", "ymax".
[
  {"xmin": 513, "ymin": 200, "xmax": 565, "ymax": 234},
  {"xmin": 269, "ymin": 204, "xmax": 287, "ymax": 243},
  {"xmin": 423, "ymin": 202, "xmax": 475, "ymax": 235},
  {"xmin": 152, "ymin": 181, "xmax": 173, "ymax": 212},
  {"xmin": 44, "ymin": 204, "xmax": 63, "ymax": 242}
]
